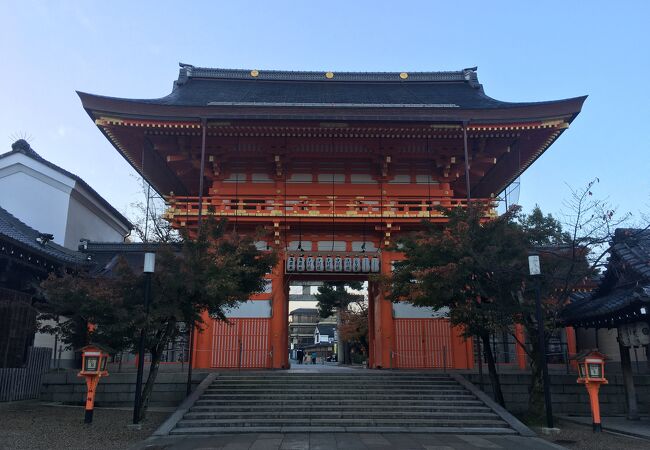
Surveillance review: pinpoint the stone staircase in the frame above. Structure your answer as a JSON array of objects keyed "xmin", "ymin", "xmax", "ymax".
[{"xmin": 169, "ymin": 372, "xmax": 518, "ymax": 434}]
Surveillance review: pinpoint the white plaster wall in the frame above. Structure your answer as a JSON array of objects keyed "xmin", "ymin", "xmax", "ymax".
[
  {"xmin": 392, "ymin": 302, "xmax": 450, "ymax": 319},
  {"xmin": 576, "ymin": 328, "xmax": 648, "ymax": 362},
  {"xmin": 64, "ymin": 186, "xmax": 127, "ymax": 247},
  {"xmin": 223, "ymin": 300, "xmax": 272, "ymax": 318},
  {"xmin": 0, "ymin": 159, "xmax": 71, "ymax": 246},
  {"xmin": 32, "ymin": 318, "xmax": 76, "ymax": 367}
]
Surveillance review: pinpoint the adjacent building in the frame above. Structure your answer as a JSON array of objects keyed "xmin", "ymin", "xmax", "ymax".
[
  {"xmin": 0, "ymin": 140, "xmax": 131, "ymax": 250},
  {"xmin": 0, "ymin": 140, "xmax": 132, "ymax": 368}
]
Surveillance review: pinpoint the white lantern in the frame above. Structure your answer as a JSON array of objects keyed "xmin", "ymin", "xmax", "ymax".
[
  {"xmin": 334, "ymin": 257, "xmax": 343, "ymax": 272},
  {"xmin": 371, "ymin": 257, "xmax": 380, "ymax": 273},
  {"xmin": 315, "ymin": 256, "xmax": 324, "ymax": 272},
  {"xmin": 343, "ymin": 257, "xmax": 352, "ymax": 272},
  {"xmin": 296, "ymin": 257, "xmax": 305, "ymax": 272},
  {"xmin": 306, "ymin": 256, "xmax": 315, "ymax": 272},
  {"xmin": 286, "ymin": 256, "xmax": 296, "ymax": 272},
  {"xmin": 325, "ymin": 257, "xmax": 334, "ymax": 272},
  {"xmin": 352, "ymin": 257, "xmax": 361, "ymax": 272},
  {"xmin": 361, "ymin": 257, "xmax": 370, "ymax": 272}
]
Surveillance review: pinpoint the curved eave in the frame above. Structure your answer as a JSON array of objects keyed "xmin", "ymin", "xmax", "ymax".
[{"xmin": 78, "ymin": 91, "xmax": 586, "ymax": 125}]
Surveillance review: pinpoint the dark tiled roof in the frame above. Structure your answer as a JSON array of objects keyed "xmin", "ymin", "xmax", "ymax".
[
  {"xmin": 290, "ymin": 308, "xmax": 319, "ymax": 315},
  {"xmin": 561, "ymin": 285, "xmax": 650, "ymax": 326},
  {"xmin": 81, "ymin": 241, "xmax": 178, "ymax": 276},
  {"xmin": 87, "ymin": 64, "xmax": 578, "ymax": 110},
  {"xmin": 0, "ymin": 206, "xmax": 86, "ymax": 266},
  {"xmin": 315, "ymin": 323, "xmax": 337, "ymax": 336},
  {"xmin": 612, "ymin": 228, "xmax": 650, "ymax": 280},
  {"xmin": 561, "ymin": 228, "xmax": 650, "ymax": 326},
  {"xmin": 0, "ymin": 140, "xmax": 132, "ymax": 230}
]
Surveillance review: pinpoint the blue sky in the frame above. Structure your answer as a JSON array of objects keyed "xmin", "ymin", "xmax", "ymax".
[{"xmin": 1, "ymin": 1, "xmax": 648, "ymax": 224}]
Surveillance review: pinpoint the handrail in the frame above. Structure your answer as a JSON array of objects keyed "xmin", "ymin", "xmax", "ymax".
[{"xmin": 166, "ymin": 194, "xmax": 496, "ymax": 220}]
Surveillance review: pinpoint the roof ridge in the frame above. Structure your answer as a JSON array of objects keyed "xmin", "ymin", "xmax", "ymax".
[{"xmin": 177, "ymin": 63, "xmax": 481, "ymax": 86}]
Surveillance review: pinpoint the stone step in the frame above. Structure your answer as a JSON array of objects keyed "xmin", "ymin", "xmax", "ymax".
[
  {"xmin": 189, "ymin": 404, "xmax": 492, "ymax": 413},
  {"xmin": 206, "ymin": 383, "xmax": 462, "ymax": 388},
  {"xmin": 184, "ymin": 411, "xmax": 500, "ymax": 420},
  {"xmin": 200, "ymin": 393, "xmax": 473, "ymax": 400},
  {"xmin": 169, "ymin": 426, "xmax": 518, "ymax": 435},
  {"xmin": 207, "ymin": 383, "xmax": 460, "ymax": 388},
  {"xmin": 212, "ymin": 376, "xmax": 455, "ymax": 380},
  {"xmin": 194, "ymin": 399, "xmax": 485, "ymax": 407},
  {"xmin": 212, "ymin": 376, "xmax": 453, "ymax": 381},
  {"xmin": 175, "ymin": 418, "xmax": 510, "ymax": 428},
  {"xmin": 204, "ymin": 388, "xmax": 469, "ymax": 395},
  {"xmin": 168, "ymin": 372, "xmax": 516, "ymax": 436}
]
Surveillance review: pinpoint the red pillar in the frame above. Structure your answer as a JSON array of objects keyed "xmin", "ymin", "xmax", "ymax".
[
  {"xmin": 566, "ymin": 326, "xmax": 578, "ymax": 370},
  {"xmin": 370, "ymin": 251, "xmax": 395, "ymax": 369},
  {"xmin": 515, "ymin": 324, "xmax": 527, "ymax": 370},
  {"xmin": 193, "ymin": 311, "xmax": 213, "ymax": 368},
  {"xmin": 451, "ymin": 325, "xmax": 473, "ymax": 369},
  {"xmin": 270, "ymin": 260, "xmax": 289, "ymax": 369}
]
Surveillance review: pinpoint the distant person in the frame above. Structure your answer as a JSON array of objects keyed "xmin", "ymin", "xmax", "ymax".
[
  {"xmin": 296, "ymin": 349, "xmax": 303, "ymax": 364},
  {"xmin": 311, "ymin": 351, "xmax": 317, "ymax": 364}
]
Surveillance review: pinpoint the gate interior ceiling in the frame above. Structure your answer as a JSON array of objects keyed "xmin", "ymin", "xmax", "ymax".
[{"xmin": 79, "ymin": 65, "xmax": 585, "ymax": 369}]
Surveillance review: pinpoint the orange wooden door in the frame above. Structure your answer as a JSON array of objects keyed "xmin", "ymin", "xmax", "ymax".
[
  {"xmin": 394, "ymin": 319, "xmax": 454, "ymax": 369},
  {"xmin": 210, "ymin": 318, "xmax": 271, "ymax": 368}
]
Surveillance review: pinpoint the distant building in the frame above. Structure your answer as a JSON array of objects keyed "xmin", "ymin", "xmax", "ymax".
[
  {"xmin": 314, "ymin": 323, "xmax": 337, "ymax": 344},
  {"xmin": 288, "ymin": 308, "xmax": 319, "ymax": 357}
]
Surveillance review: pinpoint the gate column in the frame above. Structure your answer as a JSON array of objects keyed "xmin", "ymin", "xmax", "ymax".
[
  {"xmin": 270, "ymin": 261, "xmax": 289, "ymax": 368},
  {"xmin": 369, "ymin": 251, "xmax": 396, "ymax": 369}
]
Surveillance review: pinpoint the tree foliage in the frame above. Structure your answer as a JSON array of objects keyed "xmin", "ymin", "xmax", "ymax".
[
  {"xmin": 314, "ymin": 281, "xmax": 368, "ymax": 362},
  {"xmin": 390, "ymin": 180, "xmax": 629, "ymax": 415},
  {"xmin": 41, "ymin": 217, "xmax": 276, "ymax": 420}
]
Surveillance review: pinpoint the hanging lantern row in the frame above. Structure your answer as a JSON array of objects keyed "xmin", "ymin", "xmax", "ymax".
[{"xmin": 286, "ymin": 255, "xmax": 380, "ymax": 274}]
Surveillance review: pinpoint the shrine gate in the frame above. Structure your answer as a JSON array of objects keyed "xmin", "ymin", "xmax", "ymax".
[{"xmin": 79, "ymin": 64, "xmax": 585, "ymax": 369}]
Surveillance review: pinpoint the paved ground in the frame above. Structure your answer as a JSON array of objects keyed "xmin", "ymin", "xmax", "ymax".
[
  {"xmin": 536, "ymin": 419, "xmax": 650, "ymax": 450},
  {"xmin": 0, "ymin": 401, "xmax": 167, "ymax": 450},
  {"xmin": 288, "ymin": 360, "xmax": 359, "ymax": 372},
  {"xmin": 559, "ymin": 415, "xmax": 650, "ymax": 441},
  {"xmin": 138, "ymin": 433, "xmax": 564, "ymax": 449}
]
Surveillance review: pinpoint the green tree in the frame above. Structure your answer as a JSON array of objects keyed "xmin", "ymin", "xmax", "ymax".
[
  {"xmin": 41, "ymin": 217, "xmax": 276, "ymax": 421},
  {"xmin": 391, "ymin": 179, "xmax": 637, "ymax": 419},
  {"xmin": 315, "ymin": 281, "xmax": 366, "ymax": 363},
  {"xmin": 391, "ymin": 203, "xmax": 527, "ymax": 406}
]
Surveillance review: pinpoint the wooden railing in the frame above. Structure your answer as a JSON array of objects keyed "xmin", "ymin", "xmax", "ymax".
[{"xmin": 166, "ymin": 194, "xmax": 495, "ymax": 220}]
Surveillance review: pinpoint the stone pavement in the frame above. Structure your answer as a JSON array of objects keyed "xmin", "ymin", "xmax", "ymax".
[
  {"xmin": 559, "ymin": 415, "xmax": 650, "ymax": 440},
  {"xmin": 137, "ymin": 432, "xmax": 566, "ymax": 449}
]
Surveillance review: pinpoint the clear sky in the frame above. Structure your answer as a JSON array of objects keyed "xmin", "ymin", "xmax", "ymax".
[{"xmin": 1, "ymin": 1, "xmax": 648, "ymax": 224}]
